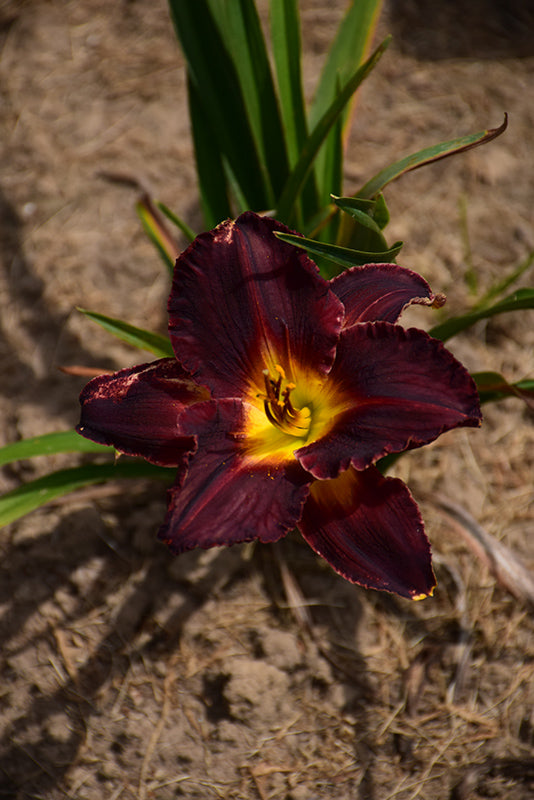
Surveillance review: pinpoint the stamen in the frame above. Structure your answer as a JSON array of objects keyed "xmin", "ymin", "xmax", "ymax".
[
  {"xmin": 260, "ymin": 367, "xmax": 311, "ymax": 438},
  {"xmin": 264, "ymin": 400, "xmax": 281, "ymax": 428}
]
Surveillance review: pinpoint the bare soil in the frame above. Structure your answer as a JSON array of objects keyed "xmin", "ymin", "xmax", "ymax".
[{"xmin": 1, "ymin": 1, "xmax": 533, "ymax": 799}]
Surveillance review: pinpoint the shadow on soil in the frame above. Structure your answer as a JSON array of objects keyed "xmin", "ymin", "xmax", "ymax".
[
  {"xmin": 0, "ymin": 188, "xmax": 119, "ymax": 419},
  {"xmin": 390, "ymin": 0, "xmax": 534, "ymax": 59}
]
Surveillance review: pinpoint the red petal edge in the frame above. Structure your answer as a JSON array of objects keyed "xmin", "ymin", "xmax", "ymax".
[
  {"xmin": 296, "ymin": 322, "xmax": 482, "ymax": 479},
  {"xmin": 77, "ymin": 358, "xmax": 205, "ymax": 466},
  {"xmin": 330, "ymin": 262, "xmax": 444, "ymax": 326},
  {"xmin": 298, "ymin": 466, "xmax": 436, "ymax": 599},
  {"xmin": 168, "ymin": 211, "xmax": 343, "ymax": 398},
  {"xmin": 158, "ymin": 398, "xmax": 312, "ymax": 553}
]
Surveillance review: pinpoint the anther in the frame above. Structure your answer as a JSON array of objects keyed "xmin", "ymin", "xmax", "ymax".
[{"xmin": 261, "ymin": 367, "xmax": 311, "ymax": 438}]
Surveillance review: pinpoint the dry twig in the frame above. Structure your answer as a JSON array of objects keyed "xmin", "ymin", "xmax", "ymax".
[{"xmin": 433, "ymin": 494, "xmax": 534, "ymax": 607}]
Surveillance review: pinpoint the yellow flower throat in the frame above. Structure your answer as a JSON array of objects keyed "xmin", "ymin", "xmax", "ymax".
[
  {"xmin": 261, "ymin": 365, "xmax": 312, "ymax": 438},
  {"xmin": 244, "ymin": 358, "xmax": 347, "ymax": 465}
]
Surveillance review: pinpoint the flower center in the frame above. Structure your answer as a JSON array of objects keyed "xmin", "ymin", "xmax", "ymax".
[{"xmin": 261, "ymin": 365, "xmax": 311, "ymax": 438}]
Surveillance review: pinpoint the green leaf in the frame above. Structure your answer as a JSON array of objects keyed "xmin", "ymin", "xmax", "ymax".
[
  {"xmin": 473, "ymin": 371, "xmax": 534, "ymax": 407},
  {"xmin": 309, "ymin": 0, "xmax": 383, "ymax": 202},
  {"xmin": 222, "ymin": 158, "xmax": 250, "ymax": 217},
  {"xmin": 157, "ymin": 202, "xmax": 196, "ymax": 243},
  {"xmin": 136, "ymin": 199, "xmax": 176, "ymax": 273},
  {"xmin": 78, "ymin": 309, "xmax": 174, "ymax": 358},
  {"xmin": 429, "ymin": 288, "xmax": 534, "ymax": 342},
  {"xmin": 269, "ymin": 0, "xmax": 318, "ymax": 222},
  {"xmin": 275, "ymin": 230, "xmax": 402, "ymax": 276},
  {"xmin": 187, "ymin": 73, "xmax": 232, "ymax": 228},
  {"xmin": 372, "ymin": 193, "xmax": 390, "ymax": 230},
  {"xmin": 334, "ymin": 196, "xmax": 376, "ymax": 214},
  {"xmin": 0, "ymin": 430, "xmax": 112, "ymax": 467},
  {"xmin": 269, "ymin": 0, "xmax": 308, "ymax": 168},
  {"xmin": 356, "ymin": 115, "xmax": 508, "ymax": 200},
  {"xmin": 333, "ymin": 195, "xmax": 389, "ymax": 252},
  {"xmin": 137, "ymin": 195, "xmax": 194, "ymax": 266},
  {"xmin": 0, "ymin": 461, "xmax": 174, "ymax": 528},
  {"xmin": 275, "ymin": 37, "xmax": 390, "ymax": 223},
  {"xmin": 309, "ymin": 0, "xmax": 383, "ymax": 128},
  {"xmin": 169, "ymin": 0, "xmax": 272, "ymax": 213},
  {"xmin": 315, "ymin": 88, "xmax": 344, "ymax": 242},
  {"xmin": 207, "ymin": 0, "xmax": 289, "ymax": 201}
]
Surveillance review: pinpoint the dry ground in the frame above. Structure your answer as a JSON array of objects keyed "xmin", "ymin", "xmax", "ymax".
[{"xmin": 0, "ymin": 1, "xmax": 533, "ymax": 798}]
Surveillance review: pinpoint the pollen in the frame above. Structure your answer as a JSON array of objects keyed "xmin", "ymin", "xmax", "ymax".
[{"xmin": 412, "ymin": 586, "xmax": 435, "ymax": 601}]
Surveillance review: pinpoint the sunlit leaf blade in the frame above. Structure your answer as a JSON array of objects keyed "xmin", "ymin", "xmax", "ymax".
[
  {"xmin": 316, "ymin": 96, "xmax": 344, "ymax": 242},
  {"xmin": 136, "ymin": 199, "xmax": 176, "ymax": 273},
  {"xmin": 156, "ymin": 202, "xmax": 196, "ymax": 243},
  {"xmin": 310, "ymin": 0, "xmax": 383, "ymax": 128},
  {"xmin": 373, "ymin": 192, "xmax": 390, "ymax": 229},
  {"xmin": 269, "ymin": 0, "xmax": 318, "ymax": 221},
  {"xmin": 333, "ymin": 193, "xmax": 390, "ymax": 229},
  {"xmin": 276, "ymin": 37, "xmax": 390, "ymax": 222},
  {"xmin": 275, "ymin": 230, "xmax": 402, "ymax": 269},
  {"xmin": 310, "ymin": 0, "xmax": 383, "ymax": 202},
  {"xmin": 429, "ymin": 288, "xmax": 534, "ymax": 342},
  {"xmin": 187, "ymin": 73, "xmax": 232, "ymax": 228},
  {"xmin": 302, "ymin": 203, "xmax": 337, "ymax": 238},
  {"xmin": 269, "ymin": 0, "xmax": 308, "ymax": 167},
  {"xmin": 0, "ymin": 430, "xmax": 112, "ymax": 467},
  {"xmin": 357, "ymin": 115, "xmax": 508, "ymax": 200},
  {"xmin": 207, "ymin": 0, "xmax": 288, "ymax": 200},
  {"xmin": 78, "ymin": 309, "xmax": 174, "ymax": 358},
  {"xmin": 333, "ymin": 195, "xmax": 389, "ymax": 251},
  {"xmin": 473, "ymin": 372, "xmax": 534, "ymax": 407},
  {"xmin": 0, "ymin": 461, "xmax": 174, "ymax": 528},
  {"xmin": 169, "ymin": 0, "xmax": 270, "ymax": 212},
  {"xmin": 334, "ymin": 195, "xmax": 376, "ymax": 214}
]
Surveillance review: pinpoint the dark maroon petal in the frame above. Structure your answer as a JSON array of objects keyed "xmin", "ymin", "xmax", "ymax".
[
  {"xmin": 298, "ymin": 466, "xmax": 435, "ymax": 599},
  {"xmin": 77, "ymin": 358, "xmax": 206, "ymax": 466},
  {"xmin": 158, "ymin": 398, "xmax": 311, "ymax": 553},
  {"xmin": 296, "ymin": 322, "xmax": 482, "ymax": 478},
  {"xmin": 330, "ymin": 262, "xmax": 444, "ymax": 326},
  {"xmin": 168, "ymin": 211, "xmax": 343, "ymax": 398}
]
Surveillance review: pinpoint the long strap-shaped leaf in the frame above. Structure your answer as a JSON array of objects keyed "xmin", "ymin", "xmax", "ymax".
[
  {"xmin": 208, "ymin": 0, "xmax": 289, "ymax": 200},
  {"xmin": 309, "ymin": 0, "xmax": 383, "ymax": 204},
  {"xmin": 157, "ymin": 202, "xmax": 196, "ymax": 244},
  {"xmin": 429, "ymin": 287, "xmax": 534, "ymax": 342},
  {"xmin": 275, "ymin": 37, "xmax": 390, "ymax": 223},
  {"xmin": 169, "ymin": 0, "xmax": 270, "ymax": 212},
  {"xmin": 0, "ymin": 461, "xmax": 174, "ymax": 528},
  {"xmin": 269, "ymin": 0, "xmax": 309, "ymax": 169},
  {"xmin": 275, "ymin": 230, "xmax": 402, "ymax": 270},
  {"xmin": 0, "ymin": 430, "xmax": 112, "ymax": 467},
  {"xmin": 315, "ymin": 95, "xmax": 344, "ymax": 243},
  {"xmin": 78, "ymin": 309, "xmax": 174, "ymax": 358},
  {"xmin": 309, "ymin": 0, "xmax": 383, "ymax": 129},
  {"xmin": 269, "ymin": 0, "xmax": 318, "ymax": 223},
  {"xmin": 187, "ymin": 74, "xmax": 232, "ymax": 228},
  {"xmin": 473, "ymin": 372, "xmax": 534, "ymax": 407},
  {"xmin": 136, "ymin": 196, "xmax": 180, "ymax": 273},
  {"xmin": 357, "ymin": 116, "xmax": 508, "ymax": 200}
]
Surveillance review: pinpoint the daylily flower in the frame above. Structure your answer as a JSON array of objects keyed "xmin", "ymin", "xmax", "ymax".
[{"xmin": 77, "ymin": 212, "xmax": 481, "ymax": 599}]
